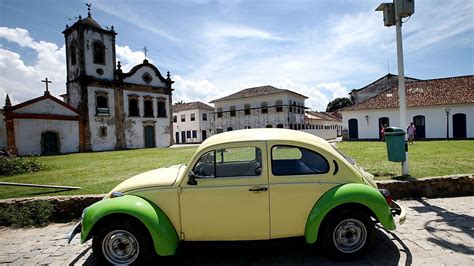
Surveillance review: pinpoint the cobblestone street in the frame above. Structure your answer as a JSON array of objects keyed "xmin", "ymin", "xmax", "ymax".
[{"xmin": 1, "ymin": 196, "xmax": 473, "ymax": 265}]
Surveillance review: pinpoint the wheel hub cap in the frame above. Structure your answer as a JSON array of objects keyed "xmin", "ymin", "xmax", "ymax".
[
  {"xmin": 102, "ymin": 230, "xmax": 139, "ymax": 264},
  {"xmin": 333, "ymin": 218, "xmax": 367, "ymax": 253}
]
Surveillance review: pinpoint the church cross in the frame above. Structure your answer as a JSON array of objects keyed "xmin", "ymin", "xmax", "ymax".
[
  {"xmin": 41, "ymin": 78, "xmax": 52, "ymax": 92},
  {"xmin": 143, "ymin": 46, "xmax": 149, "ymax": 60},
  {"xmin": 86, "ymin": 3, "xmax": 92, "ymax": 17}
]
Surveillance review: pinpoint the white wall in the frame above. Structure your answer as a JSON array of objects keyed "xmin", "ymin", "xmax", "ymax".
[
  {"xmin": 213, "ymin": 92, "xmax": 306, "ymax": 131},
  {"xmin": 88, "ymin": 86, "xmax": 117, "ymax": 151},
  {"xmin": 341, "ymin": 104, "xmax": 474, "ymax": 139},
  {"xmin": 123, "ymin": 66, "xmax": 166, "ymax": 87},
  {"xmin": 123, "ymin": 90, "xmax": 171, "ymax": 148},
  {"xmin": 83, "ymin": 30, "xmax": 115, "ymax": 80},
  {"xmin": 14, "ymin": 119, "xmax": 79, "ymax": 155},
  {"xmin": 173, "ymin": 108, "xmax": 213, "ymax": 143}
]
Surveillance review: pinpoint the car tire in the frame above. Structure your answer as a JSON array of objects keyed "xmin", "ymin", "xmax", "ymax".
[
  {"xmin": 320, "ymin": 209, "xmax": 375, "ymax": 259},
  {"xmin": 92, "ymin": 218, "xmax": 155, "ymax": 265}
]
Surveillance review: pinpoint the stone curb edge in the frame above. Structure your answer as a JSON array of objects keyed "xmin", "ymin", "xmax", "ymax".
[{"xmin": 0, "ymin": 174, "xmax": 472, "ymax": 224}]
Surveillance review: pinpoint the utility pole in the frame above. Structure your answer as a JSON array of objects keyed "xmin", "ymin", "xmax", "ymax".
[{"xmin": 376, "ymin": 0, "xmax": 414, "ymax": 177}]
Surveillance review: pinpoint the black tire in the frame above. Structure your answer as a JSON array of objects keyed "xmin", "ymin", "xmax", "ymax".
[
  {"xmin": 92, "ymin": 218, "xmax": 155, "ymax": 265},
  {"xmin": 320, "ymin": 209, "xmax": 375, "ymax": 259}
]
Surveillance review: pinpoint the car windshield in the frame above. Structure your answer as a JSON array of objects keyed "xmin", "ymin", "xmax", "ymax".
[{"xmin": 332, "ymin": 146, "xmax": 355, "ymax": 165}]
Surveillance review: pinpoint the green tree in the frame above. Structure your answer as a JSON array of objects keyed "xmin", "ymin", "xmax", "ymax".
[{"xmin": 326, "ymin": 97, "xmax": 352, "ymax": 112}]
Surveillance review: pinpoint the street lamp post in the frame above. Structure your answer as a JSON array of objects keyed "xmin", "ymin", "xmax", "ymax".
[
  {"xmin": 376, "ymin": 0, "xmax": 414, "ymax": 177},
  {"xmin": 445, "ymin": 107, "xmax": 451, "ymax": 140}
]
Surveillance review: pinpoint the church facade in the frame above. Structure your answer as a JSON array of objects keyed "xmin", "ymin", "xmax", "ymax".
[{"xmin": 1, "ymin": 10, "xmax": 174, "ymax": 155}]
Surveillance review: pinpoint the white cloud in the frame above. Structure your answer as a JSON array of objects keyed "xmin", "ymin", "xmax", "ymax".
[
  {"xmin": 115, "ymin": 45, "xmax": 148, "ymax": 71},
  {"xmin": 204, "ymin": 23, "xmax": 285, "ymax": 41},
  {"xmin": 172, "ymin": 75, "xmax": 221, "ymax": 104}
]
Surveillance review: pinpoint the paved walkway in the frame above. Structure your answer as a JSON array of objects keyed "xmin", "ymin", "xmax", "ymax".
[{"xmin": 1, "ymin": 196, "xmax": 473, "ymax": 265}]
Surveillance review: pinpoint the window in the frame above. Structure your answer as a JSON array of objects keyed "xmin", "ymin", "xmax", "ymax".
[
  {"xmin": 271, "ymin": 145, "xmax": 329, "ymax": 176},
  {"xmin": 202, "ymin": 113, "xmax": 207, "ymax": 121},
  {"xmin": 93, "ymin": 41, "xmax": 105, "ymax": 65},
  {"xmin": 216, "ymin": 128, "xmax": 223, "ymax": 134},
  {"xmin": 187, "ymin": 131, "xmax": 191, "ymax": 138},
  {"xmin": 191, "ymin": 113, "xmax": 196, "ymax": 121},
  {"xmin": 227, "ymin": 127, "xmax": 233, "ymax": 131},
  {"xmin": 99, "ymin": 126, "xmax": 107, "ymax": 137},
  {"xmin": 230, "ymin": 106, "xmax": 236, "ymax": 117},
  {"xmin": 70, "ymin": 41, "xmax": 77, "ymax": 66},
  {"xmin": 192, "ymin": 130, "xmax": 197, "ymax": 138},
  {"xmin": 266, "ymin": 124, "xmax": 273, "ymax": 128},
  {"xmin": 128, "ymin": 97, "xmax": 139, "ymax": 117},
  {"xmin": 173, "ymin": 115, "xmax": 177, "ymax": 123},
  {"xmin": 144, "ymin": 99, "xmax": 154, "ymax": 117},
  {"xmin": 244, "ymin": 104, "xmax": 251, "ymax": 115},
  {"xmin": 142, "ymin": 72, "xmax": 152, "ymax": 84},
  {"xmin": 192, "ymin": 147, "xmax": 262, "ymax": 178},
  {"xmin": 217, "ymin": 107, "xmax": 223, "ymax": 118},
  {"xmin": 157, "ymin": 101, "xmax": 166, "ymax": 117},
  {"xmin": 261, "ymin": 102, "xmax": 268, "ymax": 114},
  {"xmin": 277, "ymin": 124, "xmax": 284, "ymax": 128},
  {"xmin": 275, "ymin": 100, "xmax": 283, "ymax": 112},
  {"xmin": 181, "ymin": 114, "xmax": 185, "ymax": 122},
  {"xmin": 96, "ymin": 94, "xmax": 109, "ymax": 115}
]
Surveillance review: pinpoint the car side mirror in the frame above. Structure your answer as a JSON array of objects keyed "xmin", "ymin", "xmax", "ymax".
[{"xmin": 187, "ymin": 171, "xmax": 198, "ymax": 185}]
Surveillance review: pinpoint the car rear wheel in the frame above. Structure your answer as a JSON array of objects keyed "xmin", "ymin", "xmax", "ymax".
[
  {"xmin": 321, "ymin": 209, "xmax": 375, "ymax": 258},
  {"xmin": 92, "ymin": 218, "xmax": 155, "ymax": 265}
]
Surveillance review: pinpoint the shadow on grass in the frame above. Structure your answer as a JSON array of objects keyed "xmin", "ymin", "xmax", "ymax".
[
  {"xmin": 80, "ymin": 229, "xmax": 409, "ymax": 265},
  {"xmin": 411, "ymin": 199, "xmax": 474, "ymax": 255}
]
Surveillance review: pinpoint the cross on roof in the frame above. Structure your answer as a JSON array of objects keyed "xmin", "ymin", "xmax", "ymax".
[
  {"xmin": 86, "ymin": 3, "xmax": 92, "ymax": 17},
  {"xmin": 41, "ymin": 78, "xmax": 52, "ymax": 92},
  {"xmin": 143, "ymin": 46, "xmax": 149, "ymax": 60}
]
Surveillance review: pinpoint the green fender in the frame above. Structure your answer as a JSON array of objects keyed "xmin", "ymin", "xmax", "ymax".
[
  {"xmin": 304, "ymin": 183, "xmax": 395, "ymax": 244},
  {"xmin": 81, "ymin": 195, "xmax": 179, "ymax": 256}
]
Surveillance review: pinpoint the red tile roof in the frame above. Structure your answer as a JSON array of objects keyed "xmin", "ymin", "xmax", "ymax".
[
  {"xmin": 172, "ymin": 101, "xmax": 214, "ymax": 112},
  {"xmin": 210, "ymin": 85, "xmax": 308, "ymax": 103},
  {"xmin": 341, "ymin": 75, "xmax": 474, "ymax": 111}
]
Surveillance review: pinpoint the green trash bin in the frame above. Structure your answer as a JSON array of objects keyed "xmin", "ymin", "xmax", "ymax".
[{"xmin": 384, "ymin": 127, "xmax": 406, "ymax": 162}]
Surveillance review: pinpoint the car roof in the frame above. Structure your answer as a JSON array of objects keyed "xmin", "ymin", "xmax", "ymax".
[{"xmin": 197, "ymin": 128, "xmax": 333, "ymax": 153}]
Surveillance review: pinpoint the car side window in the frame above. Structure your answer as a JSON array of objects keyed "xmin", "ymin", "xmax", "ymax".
[
  {"xmin": 192, "ymin": 147, "xmax": 262, "ymax": 178},
  {"xmin": 271, "ymin": 145, "xmax": 329, "ymax": 176}
]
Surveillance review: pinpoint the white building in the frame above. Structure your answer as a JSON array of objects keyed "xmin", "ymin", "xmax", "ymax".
[
  {"xmin": 172, "ymin": 102, "xmax": 214, "ymax": 144},
  {"xmin": 2, "ymin": 92, "xmax": 81, "ymax": 155},
  {"xmin": 210, "ymin": 85, "xmax": 307, "ymax": 132},
  {"xmin": 303, "ymin": 111, "xmax": 342, "ymax": 140},
  {"xmin": 340, "ymin": 76, "xmax": 474, "ymax": 140}
]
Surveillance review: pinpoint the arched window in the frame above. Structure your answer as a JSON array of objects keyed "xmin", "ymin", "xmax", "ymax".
[
  {"xmin": 144, "ymin": 99, "xmax": 154, "ymax": 117},
  {"xmin": 157, "ymin": 101, "xmax": 167, "ymax": 117},
  {"xmin": 261, "ymin": 102, "xmax": 268, "ymax": 114},
  {"xmin": 96, "ymin": 93, "xmax": 109, "ymax": 115},
  {"xmin": 93, "ymin": 41, "xmax": 105, "ymax": 65},
  {"xmin": 275, "ymin": 100, "xmax": 283, "ymax": 112},
  {"xmin": 70, "ymin": 41, "xmax": 77, "ymax": 66}
]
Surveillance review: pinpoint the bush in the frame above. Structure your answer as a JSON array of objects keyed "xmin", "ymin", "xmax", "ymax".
[
  {"xmin": 0, "ymin": 201, "xmax": 54, "ymax": 227},
  {"xmin": 0, "ymin": 155, "xmax": 44, "ymax": 176}
]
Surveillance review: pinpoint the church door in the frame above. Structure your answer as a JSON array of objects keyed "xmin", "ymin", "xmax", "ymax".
[
  {"xmin": 144, "ymin": 126, "xmax": 156, "ymax": 148},
  {"xmin": 202, "ymin": 130, "xmax": 207, "ymax": 141},
  {"xmin": 413, "ymin": 115, "xmax": 426, "ymax": 139},
  {"xmin": 41, "ymin": 131, "xmax": 59, "ymax": 155},
  {"xmin": 378, "ymin": 117, "xmax": 390, "ymax": 140},
  {"xmin": 453, "ymin": 113, "xmax": 467, "ymax": 138},
  {"xmin": 348, "ymin": 119, "xmax": 358, "ymax": 139},
  {"xmin": 175, "ymin": 132, "xmax": 180, "ymax": 144}
]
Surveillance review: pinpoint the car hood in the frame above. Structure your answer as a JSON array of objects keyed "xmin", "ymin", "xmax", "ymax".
[{"xmin": 108, "ymin": 164, "xmax": 187, "ymax": 195}]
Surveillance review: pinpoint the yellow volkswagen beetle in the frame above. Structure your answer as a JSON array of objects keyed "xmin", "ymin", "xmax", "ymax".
[{"xmin": 68, "ymin": 129, "xmax": 405, "ymax": 264}]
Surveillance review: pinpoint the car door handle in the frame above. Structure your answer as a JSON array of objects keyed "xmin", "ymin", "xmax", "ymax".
[{"xmin": 249, "ymin": 187, "xmax": 268, "ymax": 192}]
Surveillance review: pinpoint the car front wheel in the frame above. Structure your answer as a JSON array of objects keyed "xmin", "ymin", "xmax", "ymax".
[
  {"xmin": 92, "ymin": 218, "xmax": 154, "ymax": 265},
  {"xmin": 321, "ymin": 209, "xmax": 375, "ymax": 258}
]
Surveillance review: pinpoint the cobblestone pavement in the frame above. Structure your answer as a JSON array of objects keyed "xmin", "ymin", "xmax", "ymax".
[{"xmin": 1, "ymin": 196, "xmax": 473, "ymax": 265}]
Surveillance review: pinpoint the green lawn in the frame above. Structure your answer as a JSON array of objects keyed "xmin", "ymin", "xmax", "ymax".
[{"xmin": 0, "ymin": 140, "xmax": 472, "ymax": 199}]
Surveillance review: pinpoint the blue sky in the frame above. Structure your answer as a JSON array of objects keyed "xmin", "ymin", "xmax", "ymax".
[{"xmin": 0, "ymin": 0, "xmax": 473, "ymax": 111}]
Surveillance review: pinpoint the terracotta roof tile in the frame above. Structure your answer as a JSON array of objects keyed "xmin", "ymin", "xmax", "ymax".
[
  {"xmin": 210, "ymin": 85, "xmax": 308, "ymax": 103},
  {"xmin": 172, "ymin": 101, "xmax": 214, "ymax": 112},
  {"xmin": 341, "ymin": 75, "xmax": 474, "ymax": 111}
]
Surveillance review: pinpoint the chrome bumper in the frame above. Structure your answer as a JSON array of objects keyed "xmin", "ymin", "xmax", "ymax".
[
  {"xmin": 390, "ymin": 201, "xmax": 406, "ymax": 225},
  {"xmin": 67, "ymin": 221, "xmax": 81, "ymax": 244}
]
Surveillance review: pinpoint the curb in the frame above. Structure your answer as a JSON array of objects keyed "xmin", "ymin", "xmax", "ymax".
[{"xmin": 0, "ymin": 174, "xmax": 473, "ymax": 225}]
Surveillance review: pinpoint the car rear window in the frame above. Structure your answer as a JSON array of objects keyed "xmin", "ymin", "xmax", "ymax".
[{"xmin": 271, "ymin": 145, "xmax": 329, "ymax": 176}]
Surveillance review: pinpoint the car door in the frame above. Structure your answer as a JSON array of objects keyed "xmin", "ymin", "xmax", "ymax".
[
  {"xmin": 267, "ymin": 141, "xmax": 340, "ymax": 239},
  {"xmin": 180, "ymin": 141, "xmax": 270, "ymax": 241}
]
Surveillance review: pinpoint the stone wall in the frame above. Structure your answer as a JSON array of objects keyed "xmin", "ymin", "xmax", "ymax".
[{"xmin": 0, "ymin": 175, "xmax": 472, "ymax": 225}]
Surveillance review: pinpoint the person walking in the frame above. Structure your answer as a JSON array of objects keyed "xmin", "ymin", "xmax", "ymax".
[{"xmin": 407, "ymin": 122, "xmax": 416, "ymax": 144}]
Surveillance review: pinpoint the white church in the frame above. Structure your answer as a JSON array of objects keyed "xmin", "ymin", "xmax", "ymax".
[{"xmin": 0, "ymin": 9, "xmax": 174, "ymax": 155}]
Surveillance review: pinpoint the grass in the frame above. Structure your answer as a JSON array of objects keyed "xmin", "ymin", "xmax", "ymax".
[{"xmin": 0, "ymin": 140, "xmax": 472, "ymax": 199}]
